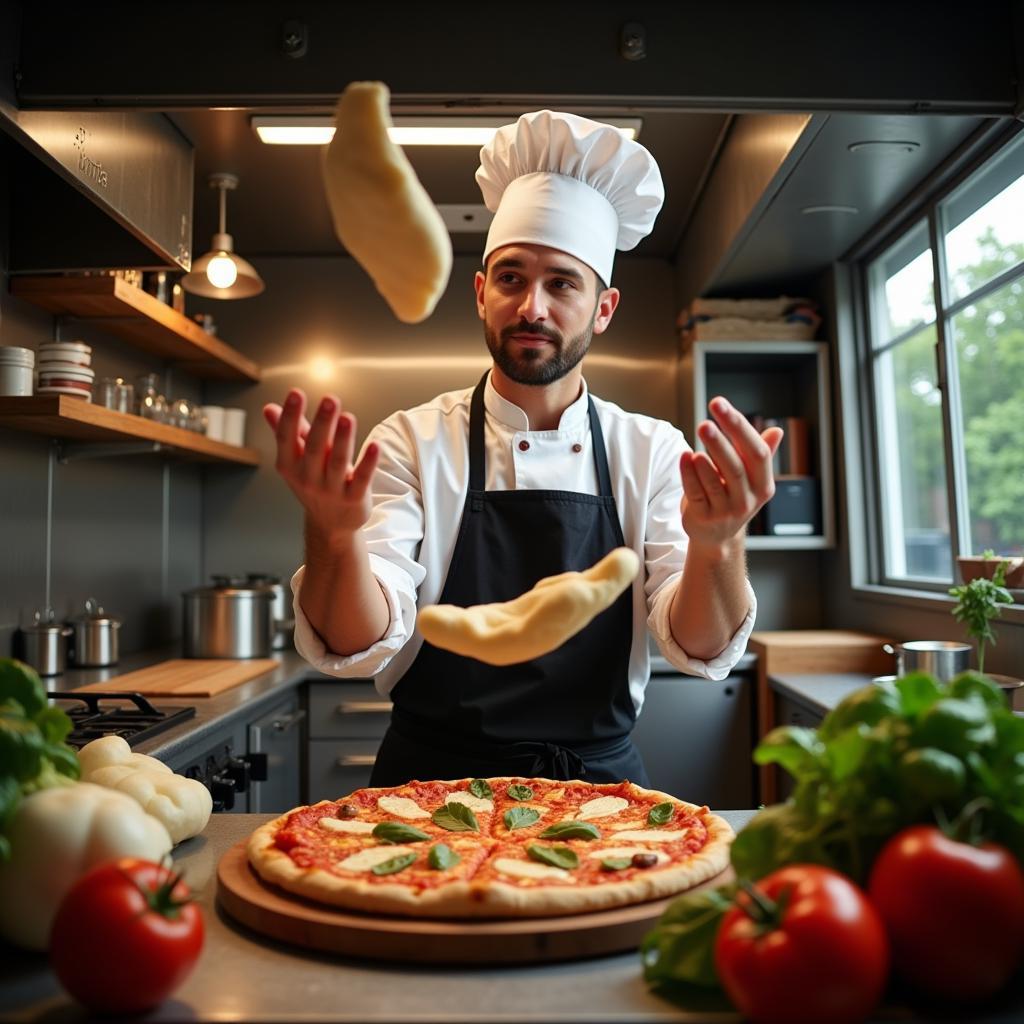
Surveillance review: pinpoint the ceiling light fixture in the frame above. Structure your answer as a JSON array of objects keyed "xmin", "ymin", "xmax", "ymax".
[
  {"xmin": 181, "ymin": 172, "xmax": 265, "ymax": 300},
  {"xmin": 251, "ymin": 115, "xmax": 642, "ymax": 146}
]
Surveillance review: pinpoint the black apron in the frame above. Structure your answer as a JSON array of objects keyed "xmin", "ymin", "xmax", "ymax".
[{"xmin": 369, "ymin": 373, "xmax": 648, "ymax": 787}]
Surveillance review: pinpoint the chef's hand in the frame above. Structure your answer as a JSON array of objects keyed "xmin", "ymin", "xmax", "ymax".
[
  {"xmin": 263, "ymin": 388, "xmax": 379, "ymax": 537},
  {"xmin": 679, "ymin": 396, "xmax": 783, "ymax": 549}
]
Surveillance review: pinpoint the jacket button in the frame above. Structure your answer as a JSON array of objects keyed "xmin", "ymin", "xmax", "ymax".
[
  {"xmin": 518, "ymin": 440, "xmax": 530, "ymax": 452},
  {"xmin": 572, "ymin": 443, "xmax": 583, "ymax": 453}
]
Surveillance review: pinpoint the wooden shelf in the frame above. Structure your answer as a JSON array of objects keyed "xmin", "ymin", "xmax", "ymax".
[
  {"xmin": 0, "ymin": 396, "xmax": 260, "ymax": 466},
  {"xmin": 9, "ymin": 276, "xmax": 261, "ymax": 382}
]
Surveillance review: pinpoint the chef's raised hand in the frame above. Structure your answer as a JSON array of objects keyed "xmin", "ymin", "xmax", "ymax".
[
  {"xmin": 679, "ymin": 396, "xmax": 783, "ymax": 548},
  {"xmin": 263, "ymin": 388, "xmax": 380, "ymax": 537}
]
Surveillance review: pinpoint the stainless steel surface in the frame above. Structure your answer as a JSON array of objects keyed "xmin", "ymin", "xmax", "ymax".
[
  {"xmin": 247, "ymin": 697, "xmax": 304, "ymax": 813},
  {"xmin": 246, "ymin": 573, "xmax": 294, "ymax": 650},
  {"xmin": 883, "ymin": 641, "xmax": 972, "ymax": 682},
  {"xmin": 68, "ymin": 599, "xmax": 122, "ymax": 667},
  {"xmin": 19, "ymin": 622, "xmax": 72, "ymax": 676},
  {"xmin": 182, "ymin": 579, "xmax": 273, "ymax": 659}
]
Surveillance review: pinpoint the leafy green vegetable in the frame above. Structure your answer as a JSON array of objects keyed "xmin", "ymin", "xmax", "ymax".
[
  {"xmin": 526, "ymin": 844, "xmax": 578, "ymax": 870},
  {"xmin": 0, "ymin": 659, "xmax": 79, "ymax": 861},
  {"xmin": 371, "ymin": 853, "xmax": 418, "ymax": 876},
  {"xmin": 600, "ymin": 857, "xmax": 632, "ymax": 871},
  {"xmin": 732, "ymin": 671, "xmax": 1024, "ymax": 885},
  {"xmin": 372, "ymin": 821, "xmax": 430, "ymax": 844},
  {"xmin": 427, "ymin": 843, "xmax": 460, "ymax": 870},
  {"xmin": 503, "ymin": 807, "xmax": 540, "ymax": 831},
  {"xmin": 431, "ymin": 802, "xmax": 479, "ymax": 832},
  {"xmin": 538, "ymin": 820, "xmax": 601, "ymax": 841},
  {"xmin": 647, "ymin": 802, "xmax": 675, "ymax": 826},
  {"xmin": 468, "ymin": 778, "xmax": 493, "ymax": 799},
  {"xmin": 506, "ymin": 784, "xmax": 534, "ymax": 801},
  {"xmin": 641, "ymin": 883, "xmax": 738, "ymax": 989}
]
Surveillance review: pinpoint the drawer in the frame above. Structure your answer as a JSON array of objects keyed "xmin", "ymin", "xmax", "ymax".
[
  {"xmin": 307, "ymin": 681, "xmax": 392, "ymax": 739},
  {"xmin": 307, "ymin": 738, "xmax": 382, "ymax": 802}
]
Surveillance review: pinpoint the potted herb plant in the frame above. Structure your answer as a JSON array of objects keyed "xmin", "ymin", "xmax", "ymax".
[
  {"xmin": 956, "ymin": 548, "xmax": 1024, "ymax": 588},
  {"xmin": 948, "ymin": 559, "xmax": 1014, "ymax": 674}
]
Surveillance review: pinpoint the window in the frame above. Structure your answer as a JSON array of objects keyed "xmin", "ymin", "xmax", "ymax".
[{"xmin": 863, "ymin": 129, "xmax": 1024, "ymax": 588}]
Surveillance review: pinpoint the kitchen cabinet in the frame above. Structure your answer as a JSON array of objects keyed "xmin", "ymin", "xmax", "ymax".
[
  {"xmin": 0, "ymin": 275, "xmax": 261, "ymax": 465},
  {"xmin": 678, "ymin": 340, "xmax": 833, "ymax": 549},
  {"xmin": 247, "ymin": 695, "xmax": 305, "ymax": 813},
  {"xmin": 306, "ymin": 679, "xmax": 391, "ymax": 800}
]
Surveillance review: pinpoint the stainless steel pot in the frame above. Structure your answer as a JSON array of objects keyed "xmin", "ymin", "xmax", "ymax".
[
  {"xmin": 20, "ymin": 620, "xmax": 73, "ymax": 676},
  {"xmin": 182, "ymin": 576, "xmax": 273, "ymax": 659},
  {"xmin": 246, "ymin": 573, "xmax": 295, "ymax": 650},
  {"xmin": 883, "ymin": 640, "xmax": 972, "ymax": 682},
  {"xmin": 68, "ymin": 599, "xmax": 122, "ymax": 667}
]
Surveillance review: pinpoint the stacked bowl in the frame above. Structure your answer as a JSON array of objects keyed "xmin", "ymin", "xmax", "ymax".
[{"xmin": 36, "ymin": 341, "xmax": 94, "ymax": 400}]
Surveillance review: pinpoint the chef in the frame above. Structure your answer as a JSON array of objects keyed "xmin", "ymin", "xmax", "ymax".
[{"xmin": 265, "ymin": 110, "xmax": 781, "ymax": 787}]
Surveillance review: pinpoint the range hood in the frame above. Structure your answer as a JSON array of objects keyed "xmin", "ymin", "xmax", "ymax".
[{"xmin": 1, "ymin": 107, "xmax": 194, "ymax": 273}]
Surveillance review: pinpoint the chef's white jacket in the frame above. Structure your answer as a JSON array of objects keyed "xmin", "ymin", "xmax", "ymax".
[{"xmin": 292, "ymin": 372, "xmax": 756, "ymax": 714}]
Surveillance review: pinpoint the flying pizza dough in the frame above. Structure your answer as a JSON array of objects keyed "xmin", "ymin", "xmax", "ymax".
[
  {"xmin": 322, "ymin": 81, "xmax": 453, "ymax": 323},
  {"xmin": 417, "ymin": 547, "xmax": 641, "ymax": 666}
]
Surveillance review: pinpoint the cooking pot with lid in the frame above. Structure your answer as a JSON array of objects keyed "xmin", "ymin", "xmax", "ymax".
[
  {"xmin": 182, "ymin": 576, "xmax": 273, "ymax": 658},
  {"xmin": 69, "ymin": 599, "xmax": 122, "ymax": 667},
  {"xmin": 246, "ymin": 573, "xmax": 295, "ymax": 650}
]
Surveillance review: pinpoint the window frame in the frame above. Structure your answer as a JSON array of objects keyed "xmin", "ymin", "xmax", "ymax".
[{"xmin": 847, "ymin": 119, "xmax": 1024, "ymax": 609}]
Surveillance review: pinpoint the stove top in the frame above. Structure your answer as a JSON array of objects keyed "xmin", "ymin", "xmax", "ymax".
[{"xmin": 48, "ymin": 691, "xmax": 196, "ymax": 749}]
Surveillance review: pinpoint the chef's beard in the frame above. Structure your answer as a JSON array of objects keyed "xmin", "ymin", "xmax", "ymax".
[{"xmin": 484, "ymin": 316, "xmax": 595, "ymax": 386}]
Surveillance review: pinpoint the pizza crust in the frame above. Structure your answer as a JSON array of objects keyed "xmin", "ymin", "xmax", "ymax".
[{"xmin": 246, "ymin": 780, "xmax": 734, "ymax": 919}]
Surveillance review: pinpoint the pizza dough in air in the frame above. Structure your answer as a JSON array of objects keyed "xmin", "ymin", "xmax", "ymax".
[
  {"xmin": 322, "ymin": 81, "xmax": 453, "ymax": 323},
  {"xmin": 417, "ymin": 547, "xmax": 640, "ymax": 666}
]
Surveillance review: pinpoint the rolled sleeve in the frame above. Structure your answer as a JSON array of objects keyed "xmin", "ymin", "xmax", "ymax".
[
  {"xmin": 647, "ymin": 577, "xmax": 757, "ymax": 681},
  {"xmin": 290, "ymin": 561, "xmax": 414, "ymax": 678}
]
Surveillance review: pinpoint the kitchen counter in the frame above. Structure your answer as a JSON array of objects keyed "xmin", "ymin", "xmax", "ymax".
[
  {"xmin": 48, "ymin": 648, "xmax": 345, "ymax": 763},
  {"xmin": 2, "ymin": 810, "xmax": 755, "ymax": 1023},
  {"xmin": 769, "ymin": 672, "xmax": 873, "ymax": 718}
]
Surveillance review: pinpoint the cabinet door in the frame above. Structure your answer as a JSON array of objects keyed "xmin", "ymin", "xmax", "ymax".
[
  {"xmin": 679, "ymin": 340, "xmax": 833, "ymax": 550},
  {"xmin": 248, "ymin": 697, "xmax": 305, "ymax": 813},
  {"xmin": 632, "ymin": 672, "xmax": 755, "ymax": 809},
  {"xmin": 307, "ymin": 681, "xmax": 392, "ymax": 738},
  {"xmin": 308, "ymin": 738, "xmax": 381, "ymax": 801}
]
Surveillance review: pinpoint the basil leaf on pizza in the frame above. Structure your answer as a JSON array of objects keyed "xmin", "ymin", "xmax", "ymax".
[
  {"xmin": 371, "ymin": 852, "xmax": 418, "ymax": 876},
  {"xmin": 468, "ymin": 778, "xmax": 494, "ymax": 799},
  {"xmin": 432, "ymin": 801, "xmax": 480, "ymax": 832},
  {"xmin": 427, "ymin": 843, "xmax": 461, "ymax": 870},
  {"xmin": 503, "ymin": 807, "xmax": 540, "ymax": 831},
  {"xmin": 600, "ymin": 857, "xmax": 633, "ymax": 871},
  {"xmin": 647, "ymin": 801, "xmax": 675, "ymax": 827},
  {"xmin": 372, "ymin": 821, "xmax": 431, "ymax": 844},
  {"xmin": 507, "ymin": 784, "xmax": 534, "ymax": 801},
  {"xmin": 539, "ymin": 820, "xmax": 601, "ymax": 841},
  {"xmin": 527, "ymin": 844, "xmax": 579, "ymax": 870}
]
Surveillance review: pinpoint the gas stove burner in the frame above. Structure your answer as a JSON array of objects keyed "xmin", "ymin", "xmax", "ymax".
[{"xmin": 47, "ymin": 691, "xmax": 196, "ymax": 749}]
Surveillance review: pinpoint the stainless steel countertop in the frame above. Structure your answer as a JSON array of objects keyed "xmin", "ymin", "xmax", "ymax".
[{"xmin": 2, "ymin": 810, "xmax": 756, "ymax": 1023}]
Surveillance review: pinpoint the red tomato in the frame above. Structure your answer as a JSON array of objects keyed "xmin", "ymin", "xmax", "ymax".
[
  {"xmin": 868, "ymin": 825, "xmax": 1024, "ymax": 1000},
  {"xmin": 49, "ymin": 858, "xmax": 204, "ymax": 1013},
  {"xmin": 714, "ymin": 864, "xmax": 889, "ymax": 1024}
]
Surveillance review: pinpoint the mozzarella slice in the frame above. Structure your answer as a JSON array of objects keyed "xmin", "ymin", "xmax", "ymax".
[
  {"xmin": 319, "ymin": 818, "xmax": 376, "ymax": 834},
  {"xmin": 608, "ymin": 821, "xmax": 645, "ymax": 831},
  {"xmin": 610, "ymin": 829, "xmax": 690, "ymax": 843},
  {"xmin": 445, "ymin": 792, "xmax": 493, "ymax": 814},
  {"xmin": 588, "ymin": 847, "xmax": 669, "ymax": 866},
  {"xmin": 575, "ymin": 796, "xmax": 629, "ymax": 820},
  {"xmin": 338, "ymin": 845, "xmax": 415, "ymax": 872},
  {"xmin": 493, "ymin": 858, "xmax": 575, "ymax": 882},
  {"xmin": 376, "ymin": 796, "xmax": 430, "ymax": 819}
]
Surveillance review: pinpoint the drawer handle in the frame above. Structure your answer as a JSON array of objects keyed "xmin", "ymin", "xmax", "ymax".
[
  {"xmin": 337, "ymin": 755, "xmax": 377, "ymax": 767},
  {"xmin": 336, "ymin": 701, "xmax": 392, "ymax": 714}
]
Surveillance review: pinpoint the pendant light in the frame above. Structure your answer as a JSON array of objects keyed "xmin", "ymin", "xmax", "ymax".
[{"xmin": 182, "ymin": 172, "xmax": 265, "ymax": 299}]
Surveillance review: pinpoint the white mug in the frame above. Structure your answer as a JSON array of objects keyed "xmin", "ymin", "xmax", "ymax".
[
  {"xmin": 223, "ymin": 407, "xmax": 247, "ymax": 447},
  {"xmin": 203, "ymin": 405, "xmax": 226, "ymax": 441}
]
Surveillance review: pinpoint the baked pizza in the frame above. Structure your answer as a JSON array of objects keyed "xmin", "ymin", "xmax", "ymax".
[{"xmin": 247, "ymin": 777, "xmax": 733, "ymax": 918}]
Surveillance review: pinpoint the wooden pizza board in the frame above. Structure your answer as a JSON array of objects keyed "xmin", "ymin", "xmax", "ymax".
[
  {"xmin": 217, "ymin": 839, "xmax": 734, "ymax": 965},
  {"xmin": 75, "ymin": 659, "xmax": 278, "ymax": 697}
]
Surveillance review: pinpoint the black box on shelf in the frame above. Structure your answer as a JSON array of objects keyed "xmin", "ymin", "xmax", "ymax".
[{"xmin": 762, "ymin": 476, "xmax": 820, "ymax": 537}]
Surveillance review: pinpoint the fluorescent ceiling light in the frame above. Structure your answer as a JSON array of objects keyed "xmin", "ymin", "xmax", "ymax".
[{"xmin": 251, "ymin": 115, "xmax": 641, "ymax": 146}]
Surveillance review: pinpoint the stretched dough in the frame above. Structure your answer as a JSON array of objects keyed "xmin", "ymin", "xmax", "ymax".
[
  {"xmin": 417, "ymin": 547, "xmax": 641, "ymax": 666},
  {"xmin": 322, "ymin": 81, "xmax": 453, "ymax": 323}
]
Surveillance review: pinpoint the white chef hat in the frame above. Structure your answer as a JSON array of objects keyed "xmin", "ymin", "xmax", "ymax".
[{"xmin": 476, "ymin": 110, "xmax": 664, "ymax": 286}]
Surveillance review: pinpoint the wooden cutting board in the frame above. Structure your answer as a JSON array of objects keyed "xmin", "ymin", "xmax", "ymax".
[
  {"xmin": 216, "ymin": 839, "xmax": 732, "ymax": 964},
  {"xmin": 76, "ymin": 658, "xmax": 278, "ymax": 697}
]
